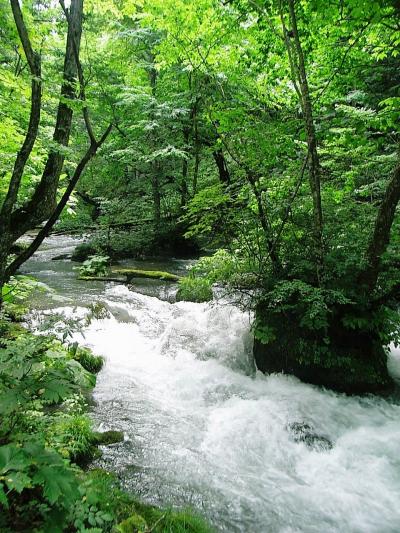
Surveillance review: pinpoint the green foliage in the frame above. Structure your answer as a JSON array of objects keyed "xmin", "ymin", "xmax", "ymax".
[
  {"xmin": 72, "ymin": 242, "xmax": 99, "ymax": 262},
  {"xmin": 71, "ymin": 345, "xmax": 104, "ymax": 374},
  {"xmin": 189, "ymin": 250, "xmax": 241, "ymax": 284},
  {"xmin": 1, "ymin": 276, "xmax": 45, "ymax": 322},
  {"xmin": 78, "ymin": 255, "xmax": 110, "ymax": 277},
  {"xmin": 177, "ymin": 249, "xmax": 255, "ymax": 302},
  {"xmin": 177, "ymin": 277, "xmax": 213, "ymax": 303},
  {"xmin": 116, "ymin": 505, "xmax": 214, "ymax": 533},
  {"xmin": 260, "ymin": 280, "xmax": 352, "ymax": 333},
  {"xmin": 0, "ymin": 323, "xmax": 97, "ymax": 530}
]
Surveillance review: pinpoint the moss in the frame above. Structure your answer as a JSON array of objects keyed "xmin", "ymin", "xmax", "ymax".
[
  {"xmin": 112, "ymin": 268, "xmax": 181, "ymax": 282},
  {"xmin": 117, "ymin": 512, "xmax": 148, "ymax": 532},
  {"xmin": 117, "ymin": 505, "xmax": 214, "ymax": 533},
  {"xmin": 92, "ymin": 430, "xmax": 124, "ymax": 445}
]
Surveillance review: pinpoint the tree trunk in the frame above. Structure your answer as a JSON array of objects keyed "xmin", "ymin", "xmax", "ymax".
[
  {"xmin": 213, "ymin": 148, "xmax": 230, "ymax": 184},
  {"xmin": 9, "ymin": 0, "xmax": 83, "ymax": 240},
  {"xmin": 284, "ymin": 0, "xmax": 324, "ymax": 281},
  {"xmin": 181, "ymin": 126, "xmax": 190, "ymax": 206},
  {"xmin": 0, "ymin": 0, "xmax": 96, "ymax": 312},
  {"xmin": 359, "ymin": 158, "xmax": 400, "ymax": 292},
  {"xmin": 152, "ymin": 161, "xmax": 161, "ymax": 234},
  {"xmin": 5, "ymin": 125, "xmax": 113, "ymax": 280},
  {"xmin": 193, "ymin": 110, "xmax": 200, "ymax": 196}
]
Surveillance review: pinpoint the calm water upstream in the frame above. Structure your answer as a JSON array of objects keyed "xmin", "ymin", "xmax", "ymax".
[{"xmin": 22, "ymin": 235, "xmax": 400, "ymax": 533}]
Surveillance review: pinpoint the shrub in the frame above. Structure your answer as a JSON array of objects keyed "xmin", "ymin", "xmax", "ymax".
[
  {"xmin": 78, "ymin": 255, "xmax": 110, "ymax": 277},
  {"xmin": 72, "ymin": 242, "xmax": 98, "ymax": 262},
  {"xmin": 176, "ymin": 277, "xmax": 213, "ymax": 303}
]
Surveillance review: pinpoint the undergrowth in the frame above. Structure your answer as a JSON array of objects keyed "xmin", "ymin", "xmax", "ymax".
[{"xmin": 0, "ymin": 277, "xmax": 214, "ymax": 532}]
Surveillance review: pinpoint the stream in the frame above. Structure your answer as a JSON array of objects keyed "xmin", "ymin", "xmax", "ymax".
[{"xmin": 22, "ymin": 235, "xmax": 400, "ymax": 533}]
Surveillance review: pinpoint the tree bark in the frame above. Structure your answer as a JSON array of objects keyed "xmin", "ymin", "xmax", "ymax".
[
  {"xmin": 359, "ymin": 159, "xmax": 400, "ymax": 292},
  {"xmin": 5, "ymin": 125, "xmax": 113, "ymax": 279},
  {"xmin": 284, "ymin": 0, "xmax": 324, "ymax": 281},
  {"xmin": 9, "ymin": 0, "xmax": 83, "ymax": 240},
  {"xmin": 213, "ymin": 148, "xmax": 231, "ymax": 185}
]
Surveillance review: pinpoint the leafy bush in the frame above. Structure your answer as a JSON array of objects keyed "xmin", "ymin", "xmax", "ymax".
[
  {"xmin": 177, "ymin": 277, "xmax": 213, "ymax": 303},
  {"xmin": 72, "ymin": 242, "xmax": 98, "ymax": 262},
  {"xmin": 1, "ymin": 276, "xmax": 45, "ymax": 322},
  {"xmin": 0, "ymin": 326, "xmax": 102, "ymax": 530},
  {"xmin": 78, "ymin": 255, "xmax": 110, "ymax": 277},
  {"xmin": 177, "ymin": 249, "xmax": 254, "ymax": 302},
  {"xmin": 0, "ymin": 440, "xmax": 79, "ymax": 530}
]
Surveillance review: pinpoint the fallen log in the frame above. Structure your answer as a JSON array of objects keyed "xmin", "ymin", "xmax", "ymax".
[
  {"xmin": 78, "ymin": 268, "xmax": 181, "ymax": 283},
  {"xmin": 112, "ymin": 268, "xmax": 181, "ymax": 282}
]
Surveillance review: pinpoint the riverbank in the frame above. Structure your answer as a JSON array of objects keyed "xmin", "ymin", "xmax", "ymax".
[{"xmin": 0, "ymin": 311, "xmax": 213, "ymax": 532}]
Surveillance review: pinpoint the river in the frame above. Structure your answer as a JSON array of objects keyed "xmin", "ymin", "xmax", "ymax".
[{"xmin": 22, "ymin": 235, "xmax": 400, "ymax": 533}]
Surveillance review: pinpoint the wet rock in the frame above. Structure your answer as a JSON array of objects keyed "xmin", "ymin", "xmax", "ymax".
[
  {"xmin": 288, "ymin": 422, "xmax": 333, "ymax": 451},
  {"xmin": 253, "ymin": 307, "xmax": 393, "ymax": 394},
  {"xmin": 51, "ymin": 253, "xmax": 71, "ymax": 260}
]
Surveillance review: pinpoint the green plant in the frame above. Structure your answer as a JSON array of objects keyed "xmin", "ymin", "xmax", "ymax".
[
  {"xmin": 78, "ymin": 255, "xmax": 110, "ymax": 277},
  {"xmin": 176, "ymin": 277, "xmax": 213, "ymax": 303},
  {"xmin": 0, "ymin": 440, "xmax": 78, "ymax": 530},
  {"xmin": 70, "ymin": 344, "xmax": 104, "ymax": 374},
  {"xmin": 72, "ymin": 242, "xmax": 99, "ymax": 262}
]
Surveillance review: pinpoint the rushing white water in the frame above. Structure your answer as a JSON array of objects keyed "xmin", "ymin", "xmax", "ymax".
[{"xmin": 24, "ymin": 236, "xmax": 400, "ymax": 533}]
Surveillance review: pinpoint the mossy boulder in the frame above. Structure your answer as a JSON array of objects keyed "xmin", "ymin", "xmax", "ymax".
[
  {"xmin": 92, "ymin": 430, "xmax": 124, "ymax": 446},
  {"xmin": 254, "ymin": 307, "xmax": 393, "ymax": 394}
]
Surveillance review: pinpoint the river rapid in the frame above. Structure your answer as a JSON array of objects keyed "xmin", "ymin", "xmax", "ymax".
[{"xmin": 22, "ymin": 235, "xmax": 400, "ymax": 533}]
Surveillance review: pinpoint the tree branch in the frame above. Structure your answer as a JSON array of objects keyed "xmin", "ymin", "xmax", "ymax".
[
  {"xmin": 0, "ymin": 0, "xmax": 42, "ymax": 226},
  {"xmin": 5, "ymin": 124, "xmax": 113, "ymax": 279}
]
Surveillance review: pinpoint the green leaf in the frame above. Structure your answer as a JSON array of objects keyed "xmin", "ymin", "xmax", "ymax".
[
  {"xmin": 0, "ymin": 483, "xmax": 9, "ymax": 508},
  {"xmin": 5, "ymin": 471, "xmax": 31, "ymax": 493}
]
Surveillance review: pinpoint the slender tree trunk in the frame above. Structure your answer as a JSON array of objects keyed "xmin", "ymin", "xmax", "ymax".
[
  {"xmin": 146, "ymin": 54, "xmax": 162, "ymax": 234},
  {"xmin": 181, "ymin": 126, "xmax": 190, "ymax": 206},
  {"xmin": 193, "ymin": 109, "xmax": 200, "ymax": 196},
  {"xmin": 9, "ymin": 0, "xmax": 83, "ymax": 240},
  {"xmin": 0, "ymin": 0, "xmax": 111, "ymax": 311},
  {"xmin": 151, "ymin": 162, "xmax": 161, "ymax": 233},
  {"xmin": 283, "ymin": 0, "xmax": 324, "ymax": 281},
  {"xmin": 213, "ymin": 148, "xmax": 231, "ymax": 185},
  {"xmin": 359, "ymin": 158, "xmax": 400, "ymax": 292}
]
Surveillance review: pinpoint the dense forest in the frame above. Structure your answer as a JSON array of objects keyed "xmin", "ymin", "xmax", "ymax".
[{"xmin": 1, "ymin": 0, "xmax": 400, "ymax": 531}]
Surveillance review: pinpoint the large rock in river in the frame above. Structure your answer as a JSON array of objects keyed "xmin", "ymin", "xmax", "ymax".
[{"xmin": 253, "ymin": 309, "xmax": 393, "ymax": 394}]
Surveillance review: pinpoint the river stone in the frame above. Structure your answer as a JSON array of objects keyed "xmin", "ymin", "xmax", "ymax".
[
  {"xmin": 253, "ymin": 306, "xmax": 393, "ymax": 394},
  {"xmin": 288, "ymin": 422, "xmax": 333, "ymax": 451}
]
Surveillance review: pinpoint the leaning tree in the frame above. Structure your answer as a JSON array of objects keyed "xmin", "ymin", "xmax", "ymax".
[{"xmin": 0, "ymin": 0, "xmax": 112, "ymax": 307}]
